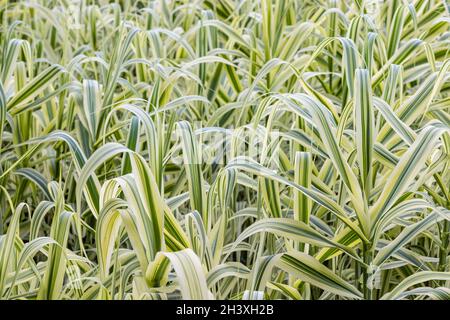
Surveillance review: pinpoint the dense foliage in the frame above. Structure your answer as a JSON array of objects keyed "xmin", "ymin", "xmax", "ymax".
[{"xmin": 0, "ymin": 0, "xmax": 449, "ymax": 300}]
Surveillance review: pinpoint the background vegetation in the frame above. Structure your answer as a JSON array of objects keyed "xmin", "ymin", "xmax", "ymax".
[{"xmin": 0, "ymin": 0, "xmax": 449, "ymax": 300}]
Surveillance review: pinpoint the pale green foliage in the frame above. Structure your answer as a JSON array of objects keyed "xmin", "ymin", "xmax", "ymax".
[{"xmin": 0, "ymin": 0, "xmax": 449, "ymax": 300}]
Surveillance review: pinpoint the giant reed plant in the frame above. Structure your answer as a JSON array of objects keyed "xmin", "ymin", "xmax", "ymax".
[{"xmin": 0, "ymin": 0, "xmax": 449, "ymax": 300}]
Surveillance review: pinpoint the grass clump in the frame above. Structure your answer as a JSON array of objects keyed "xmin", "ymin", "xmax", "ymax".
[{"xmin": 0, "ymin": 0, "xmax": 449, "ymax": 300}]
